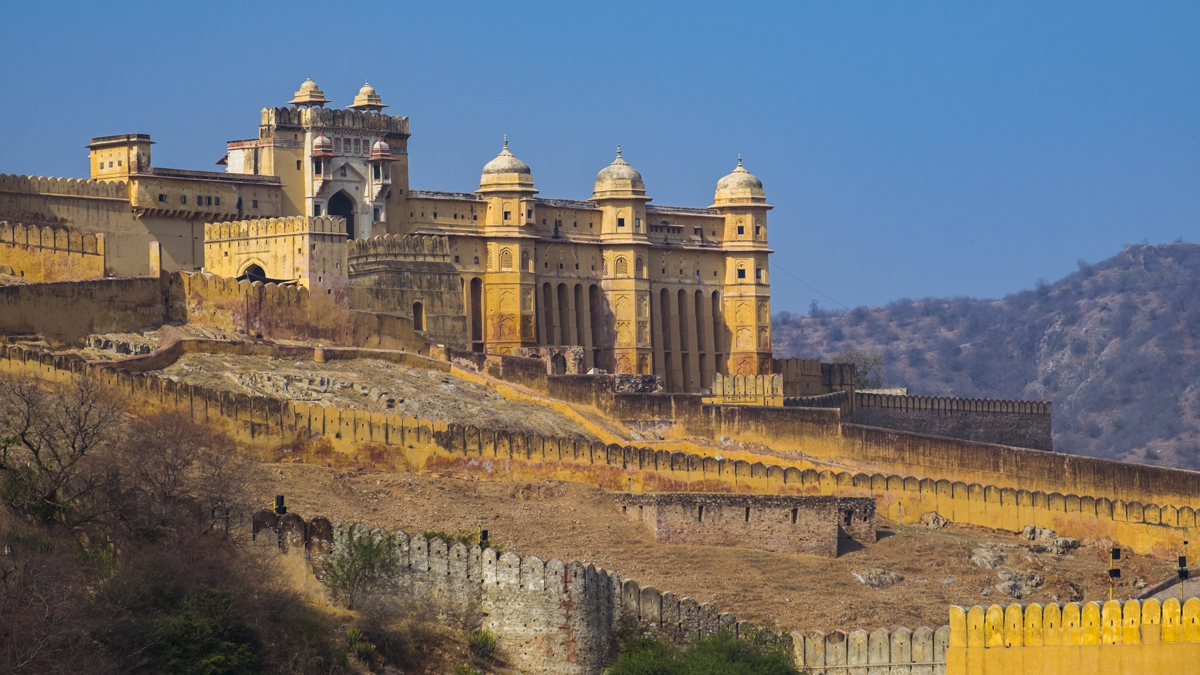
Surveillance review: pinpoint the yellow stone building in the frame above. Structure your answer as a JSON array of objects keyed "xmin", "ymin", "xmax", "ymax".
[{"xmin": 1, "ymin": 79, "xmax": 775, "ymax": 391}]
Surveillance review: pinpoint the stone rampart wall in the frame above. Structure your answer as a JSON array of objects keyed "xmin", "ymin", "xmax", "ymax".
[
  {"xmin": 0, "ymin": 221, "xmax": 106, "ymax": 281},
  {"xmin": 613, "ymin": 493, "xmax": 875, "ymax": 557},
  {"xmin": 946, "ymin": 598, "xmax": 1200, "ymax": 673},
  {"xmin": 0, "ymin": 278, "xmax": 164, "ymax": 345},
  {"xmin": 252, "ymin": 515, "xmax": 948, "ymax": 675},
  {"xmin": 5, "ymin": 343, "xmax": 1200, "ymax": 559},
  {"xmin": 0, "ymin": 174, "xmax": 146, "ymax": 276},
  {"xmin": 773, "ymin": 357, "xmax": 856, "ymax": 397}
]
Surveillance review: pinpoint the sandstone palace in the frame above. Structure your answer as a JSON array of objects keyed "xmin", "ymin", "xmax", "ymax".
[{"xmin": 2, "ymin": 80, "xmax": 771, "ymax": 390}]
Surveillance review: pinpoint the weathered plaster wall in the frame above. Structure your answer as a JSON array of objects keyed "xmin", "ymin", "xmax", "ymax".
[
  {"xmin": 252, "ymin": 519, "xmax": 949, "ymax": 675},
  {"xmin": 0, "ymin": 222, "xmax": 106, "ymax": 282},
  {"xmin": 0, "ymin": 278, "xmax": 163, "ymax": 344},
  {"xmin": 854, "ymin": 393, "xmax": 1054, "ymax": 452},
  {"xmin": 348, "ymin": 234, "xmax": 467, "ymax": 348},
  {"xmin": 613, "ymin": 493, "xmax": 875, "ymax": 557},
  {"xmin": 946, "ymin": 598, "xmax": 1200, "ymax": 674}
]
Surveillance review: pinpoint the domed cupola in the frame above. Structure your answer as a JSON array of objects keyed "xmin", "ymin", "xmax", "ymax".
[
  {"xmin": 713, "ymin": 156, "xmax": 768, "ymax": 206},
  {"xmin": 478, "ymin": 137, "xmax": 536, "ymax": 194},
  {"xmin": 369, "ymin": 138, "xmax": 392, "ymax": 161},
  {"xmin": 311, "ymin": 134, "xmax": 334, "ymax": 157},
  {"xmin": 348, "ymin": 81, "xmax": 388, "ymax": 112},
  {"xmin": 592, "ymin": 146, "xmax": 646, "ymax": 200},
  {"xmin": 289, "ymin": 78, "xmax": 330, "ymax": 108}
]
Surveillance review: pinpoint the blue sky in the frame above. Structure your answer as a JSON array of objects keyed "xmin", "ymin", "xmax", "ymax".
[{"xmin": 2, "ymin": 1, "xmax": 1196, "ymax": 313}]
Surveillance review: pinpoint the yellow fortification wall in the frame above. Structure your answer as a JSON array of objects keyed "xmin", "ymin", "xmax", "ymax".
[
  {"xmin": 0, "ymin": 221, "xmax": 106, "ymax": 281},
  {"xmin": 947, "ymin": 599, "xmax": 1200, "ymax": 674},
  {"xmin": 4, "ymin": 342, "xmax": 1199, "ymax": 560}
]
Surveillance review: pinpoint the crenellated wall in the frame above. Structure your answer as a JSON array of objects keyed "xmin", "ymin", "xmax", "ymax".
[
  {"xmin": 946, "ymin": 599, "xmax": 1200, "ymax": 673},
  {"xmin": 347, "ymin": 233, "xmax": 468, "ymax": 349},
  {"xmin": 4, "ymin": 341, "xmax": 1200, "ymax": 560},
  {"xmin": 251, "ymin": 515, "xmax": 947, "ymax": 675},
  {"xmin": 0, "ymin": 173, "xmax": 150, "ymax": 276},
  {"xmin": 854, "ymin": 393, "xmax": 1054, "ymax": 452},
  {"xmin": 0, "ymin": 221, "xmax": 106, "ymax": 282},
  {"xmin": 703, "ymin": 373, "xmax": 784, "ymax": 406}
]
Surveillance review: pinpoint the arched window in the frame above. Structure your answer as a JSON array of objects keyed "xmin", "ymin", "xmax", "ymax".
[
  {"xmin": 500, "ymin": 248, "xmax": 513, "ymax": 271},
  {"xmin": 486, "ymin": 249, "xmax": 493, "ymax": 270},
  {"xmin": 635, "ymin": 258, "xmax": 644, "ymax": 278},
  {"xmin": 615, "ymin": 257, "xmax": 628, "ymax": 277},
  {"xmin": 413, "ymin": 302, "xmax": 425, "ymax": 331},
  {"xmin": 602, "ymin": 257, "xmax": 609, "ymax": 276},
  {"xmin": 521, "ymin": 250, "xmax": 530, "ymax": 272}
]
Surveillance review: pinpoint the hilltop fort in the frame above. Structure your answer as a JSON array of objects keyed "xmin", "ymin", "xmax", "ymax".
[{"xmin": 1, "ymin": 80, "xmax": 1197, "ymax": 674}]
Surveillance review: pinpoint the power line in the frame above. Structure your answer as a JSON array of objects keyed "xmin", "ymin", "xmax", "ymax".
[{"xmin": 771, "ymin": 262, "xmax": 852, "ymax": 311}]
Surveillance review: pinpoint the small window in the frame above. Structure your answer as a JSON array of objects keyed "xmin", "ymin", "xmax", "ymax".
[
  {"xmin": 617, "ymin": 218, "xmax": 625, "ymax": 228},
  {"xmin": 503, "ymin": 211, "xmax": 511, "ymax": 221},
  {"xmin": 206, "ymin": 196, "xmax": 212, "ymax": 206},
  {"xmin": 755, "ymin": 226, "xmax": 762, "ymax": 235},
  {"xmin": 433, "ymin": 212, "xmax": 437, "ymax": 219},
  {"xmin": 573, "ymin": 221, "xmax": 577, "ymax": 227},
  {"xmin": 296, "ymin": 160, "xmax": 302, "ymax": 170},
  {"xmin": 180, "ymin": 195, "xmax": 187, "ymax": 205},
  {"xmin": 454, "ymin": 255, "xmax": 460, "ymax": 263},
  {"xmin": 635, "ymin": 218, "xmax": 641, "ymax": 230},
  {"xmin": 698, "ymin": 505, "xmax": 704, "ymax": 522},
  {"xmin": 224, "ymin": 251, "xmax": 228, "ymax": 257},
  {"xmin": 737, "ymin": 225, "xmax": 744, "ymax": 235},
  {"xmin": 453, "ymin": 213, "xmax": 458, "ymax": 219},
  {"xmin": 314, "ymin": 160, "xmax": 322, "ymax": 175},
  {"xmin": 108, "ymin": 161, "xmax": 113, "ymax": 168},
  {"xmin": 473, "ymin": 215, "xmax": 478, "ymax": 220},
  {"xmin": 526, "ymin": 209, "xmax": 533, "ymax": 219},
  {"xmin": 340, "ymin": 167, "xmax": 346, "ymax": 177},
  {"xmin": 373, "ymin": 207, "xmax": 381, "ymax": 221},
  {"xmin": 745, "ymin": 507, "xmax": 751, "ymax": 522},
  {"xmin": 791, "ymin": 508, "xmax": 798, "ymax": 524},
  {"xmin": 117, "ymin": 160, "xmax": 122, "ymax": 167},
  {"xmin": 844, "ymin": 511, "xmax": 853, "ymax": 526},
  {"xmin": 589, "ymin": 223, "xmax": 593, "ymax": 229},
  {"xmin": 756, "ymin": 268, "xmax": 763, "ymax": 280},
  {"xmin": 158, "ymin": 194, "xmax": 167, "ymax": 203},
  {"xmin": 214, "ymin": 197, "xmax": 220, "ymax": 206},
  {"xmin": 474, "ymin": 256, "xmax": 479, "ymax": 264},
  {"xmin": 737, "ymin": 268, "xmax": 746, "ymax": 279},
  {"xmin": 314, "ymin": 204, "xmax": 323, "ymax": 216},
  {"xmin": 252, "ymin": 199, "xmax": 258, "ymax": 208}
]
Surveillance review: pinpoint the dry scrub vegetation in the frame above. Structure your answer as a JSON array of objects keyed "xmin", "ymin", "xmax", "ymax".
[
  {"xmin": 0, "ymin": 374, "xmax": 485, "ymax": 674},
  {"xmin": 266, "ymin": 465, "xmax": 1174, "ymax": 635}
]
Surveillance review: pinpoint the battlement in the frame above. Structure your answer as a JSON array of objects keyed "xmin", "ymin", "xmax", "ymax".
[
  {"xmin": 0, "ymin": 221, "xmax": 103, "ymax": 255},
  {"xmin": 947, "ymin": 598, "xmax": 1200, "ymax": 673},
  {"xmin": 0, "ymin": 173, "xmax": 129, "ymax": 200},
  {"xmin": 857, "ymin": 392, "xmax": 1052, "ymax": 415},
  {"xmin": 704, "ymin": 373, "xmax": 784, "ymax": 406},
  {"xmin": 347, "ymin": 233, "xmax": 451, "ymax": 262},
  {"xmin": 203, "ymin": 216, "xmax": 347, "ymax": 242},
  {"xmin": 263, "ymin": 107, "xmax": 410, "ymax": 137},
  {"xmin": 774, "ymin": 357, "xmax": 856, "ymax": 398}
]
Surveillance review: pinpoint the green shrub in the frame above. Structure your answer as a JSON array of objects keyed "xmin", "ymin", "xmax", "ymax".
[
  {"xmin": 452, "ymin": 665, "xmax": 481, "ymax": 675},
  {"xmin": 467, "ymin": 628, "xmax": 497, "ymax": 659},
  {"xmin": 605, "ymin": 628, "xmax": 800, "ymax": 675},
  {"xmin": 317, "ymin": 524, "xmax": 401, "ymax": 610}
]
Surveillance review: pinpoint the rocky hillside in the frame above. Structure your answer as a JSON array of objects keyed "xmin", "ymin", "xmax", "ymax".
[{"xmin": 772, "ymin": 244, "xmax": 1200, "ymax": 470}]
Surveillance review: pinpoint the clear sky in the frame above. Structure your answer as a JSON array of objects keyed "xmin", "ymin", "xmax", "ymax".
[{"xmin": 2, "ymin": 1, "xmax": 1196, "ymax": 313}]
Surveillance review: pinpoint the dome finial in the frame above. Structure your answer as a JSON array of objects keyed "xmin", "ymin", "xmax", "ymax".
[
  {"xmin": 737, "ymin": 154, "xmax": 743, "ymax": 167},
  {"xmin": 616, "ymin": 144, "xmax": 622, "ymax": 159},
  {"xmin": 503, "ymin": 135, "xmax": 508, "ymax": 150}
]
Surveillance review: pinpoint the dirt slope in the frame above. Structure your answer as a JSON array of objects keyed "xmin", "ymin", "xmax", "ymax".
[{"xmin": 265, "ymin": 465, "xmax": 1171, "ymax": 635}]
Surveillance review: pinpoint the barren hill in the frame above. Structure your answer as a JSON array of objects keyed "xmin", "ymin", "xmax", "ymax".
[{"xmin": 773, "ymin": 243, "xmax": 1200, "ymax": 469}]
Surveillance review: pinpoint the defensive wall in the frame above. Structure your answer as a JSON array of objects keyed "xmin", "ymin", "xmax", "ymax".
[
  {"xmin": 0, "ymin": 277, "xmax": 165, "ymax": 345},
  {"xmin": 772, "ymin": 357, "xmax": 856, "ymax": 398},
  {"xmin": 612, "ymin": 492, "xmax": 875, "ymax": 558},
  {"xmin": 347, "ymin": 234, "xmax": 468, "ymax": 349},
  {"xmin": 703, "ymin": 373, "xmax": 784, "ymax": 406},
  {"xmin": 946, "ymin": 598, "xmax": 1200, "ymax": 673},
  {"xmin": 0, "ymin": 221, "xmax": 106, "ymax": 282},
  {"xmin": 252, "ymin": 514, "xmax": 950, "ymax": 675},
  {"xmin": 853, "ymin": 393, "xmax": 1054, "ymax": 452},
  {"xmin": 0, "ymin": 174, "xmax": 146, "ymax": 276},
  {"xmin": 3, "ymin": 342, "xmax": 1199, "ymax": 560}
]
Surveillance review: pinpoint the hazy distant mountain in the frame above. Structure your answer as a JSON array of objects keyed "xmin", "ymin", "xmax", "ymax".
[{"xmin": 772, "ymin": 243, "xmax": 1200, "ymax": 469}]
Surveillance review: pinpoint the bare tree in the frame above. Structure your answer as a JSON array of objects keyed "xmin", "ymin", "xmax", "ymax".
[{"xmin": 0, "ymin": 374, "xmax": 125, "ymax": 526}]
